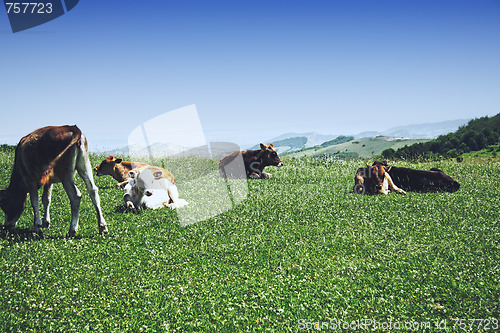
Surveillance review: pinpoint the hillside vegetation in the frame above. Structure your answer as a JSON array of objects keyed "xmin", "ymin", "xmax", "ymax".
[
  {"xmin": 291, "ymin": 136, "xmax": 429, "ymax": 159},
  {"xmin": 1, "ymin": 151, "xmax": 499, "ymax": 331},
  {"xmin": 382, "ymin": 113, "xmax": 500, "ymax": 160},
  {"xmin": 250, "ymin": 137, "xmax": 308, "ymax": 154}
]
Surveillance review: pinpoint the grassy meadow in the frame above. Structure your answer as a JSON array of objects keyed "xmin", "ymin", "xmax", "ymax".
[{"xmin": 0, "ymin": 149, "xmax": 499, "ymax": 332}]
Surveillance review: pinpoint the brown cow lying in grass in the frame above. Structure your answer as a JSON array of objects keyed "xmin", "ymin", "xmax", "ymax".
[
  {"xmin": 354, "ymin": 161, "xmax": 460, "ymax": 195},
  {"xmin": 219, "ymin": 143, "xmax": 283, "ymax": 179},
  {"xmin": 94, "ymin": 156, "xmax": 148, "ymax": 188},
  {"xmin": 123, "ymin": 166, "xmax": 188, "ymax": 212}
]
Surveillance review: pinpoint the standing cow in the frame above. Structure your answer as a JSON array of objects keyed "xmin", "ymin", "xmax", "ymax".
[
  {"xmin": 219, "ymin": 143, "xmax": 283, "ymax": 179},
  {"xmin": 0, "ymin": 125, "xmax": 108, "ymax": 236}
]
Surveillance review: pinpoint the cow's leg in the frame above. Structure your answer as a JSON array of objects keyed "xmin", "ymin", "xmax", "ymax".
[
  {"xmin": 260, "ymin": 172, "xmax": 271, "ymax": 179},
  {"xmin": 29, "ymin": 187, "xmax": 43, "ymax": 234},
  {"xmin": 378, "ymin": 176, "xmax": 390, "ymax": 195},
  {"xmin": 116, "ymin": 180, "xmax": 129, "ymax": 189},
  {"xmin": 248, "ymin": 172, "xmax": 260, "ymax": 179},
  {"xmin": 166, "ymin": 183, "xmax": 188, "ymax": 209},
  {"xmin": 62, "ymin": 178, "xmax": 81, "ymax": 237},
  {"xmin": 76, "ymin": 152, "xmax": 108, "ymax": 235},
  {"xmin": 123, "ymin": 182, "xmax": 139, "ymax": 213},
  {"xmin": 41, "ymin": 184, "xmax": 53, "ymax": 228},
  {"xmin": 386, "ymin": 173, "xmax": 406, "ymax": 195}
]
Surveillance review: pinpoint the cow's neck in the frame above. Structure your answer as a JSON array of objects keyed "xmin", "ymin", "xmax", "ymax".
[
  {"xmin": 112, "ymin": 164, "xmax": 130, "ymax": 182},
  {"xmin": 6, "ymin": 165, "xmax": 29, "ymax": 202},
  {"xmin": 254, "ymin": 151, "xmax": 266, "ymax": 170}
]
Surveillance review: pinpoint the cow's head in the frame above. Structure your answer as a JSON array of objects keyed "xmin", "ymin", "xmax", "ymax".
[
  {"xmin": 94, "ymin": 156, "xmax": 122, "ymax": 177},
  {"xmin": 354, "ymin": 161, "xmax": 391, "ymax": 195},
  {"xmin": 127, "ymin": 170, "xmax": 138, "ymax": 186},
  {"xmin": 259, "ymin": 143, "xmax": 283, "ymax": 167},
  {"xmin": 429, "ymin": 168, "xmax": 461, "ymax": 192},
  {"xmin": 0, "ymin": 187, "xmax": 27, "ymax": 228}
]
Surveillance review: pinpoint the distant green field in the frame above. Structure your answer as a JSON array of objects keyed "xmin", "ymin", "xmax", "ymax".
[
  {"xmin": 291, "ymin": 136, "xmax": 430, "ymax": 159},
  {"xmin": 1, "ymin": 151, "xmax": 499, "ymax": 332}
]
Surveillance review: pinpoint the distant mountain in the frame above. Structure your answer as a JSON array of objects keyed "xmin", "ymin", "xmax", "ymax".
[
  {"xmin": 248, "ymin": 119, "xmax": 469, "ymax": 156},
  {"xmin": 98, "ymin": 119, "xmax": 473, "ymax": 159},
  {"xmin": 264, "ymin": 132, "xmax": 338, "ymax": 144},
  {"xmin": 354, "ymin": 119, "xmax": 470, "ymax": 139},
  {"xmin": 101, "ymin": 142, "xmax": 209, "ymax": 158},
  {"xmin": 250, "ymin": 132, "xmax": 339, "ymax": 154}
]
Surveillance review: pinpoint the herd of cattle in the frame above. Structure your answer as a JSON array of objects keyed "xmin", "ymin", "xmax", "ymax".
[{"xmin": 0, "ymin": 125, "xmax": 460, "ymax": 236}]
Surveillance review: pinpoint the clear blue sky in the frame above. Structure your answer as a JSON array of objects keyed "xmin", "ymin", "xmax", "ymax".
[{"xmin": 1, "ymin": 0, "xmax": 499, "ymax": 150}]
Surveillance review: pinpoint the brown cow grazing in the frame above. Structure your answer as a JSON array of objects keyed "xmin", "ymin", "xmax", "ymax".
[
  {"xmin": 354, "ymin": 161, "xmax": 460, "ymax": 195},
  {"xmin": 94, "ymin": 156, "xmax": 149, "ymax": 188},
  {"xmin": 0, "ymin": 125, "xmax": 108, "ymax": 236},
  {"xmin": 219, "ymin": 143, "xmax": 283, "ymax": 179}
]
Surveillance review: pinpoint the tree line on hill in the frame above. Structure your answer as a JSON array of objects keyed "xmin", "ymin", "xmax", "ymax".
[
  {"xmin": 382, "ymin": 114, "xmax": 500, "ymax": 160},
  {"xmin": 318, "ymin": 135, "xmax": 354, "ymax": 147}
]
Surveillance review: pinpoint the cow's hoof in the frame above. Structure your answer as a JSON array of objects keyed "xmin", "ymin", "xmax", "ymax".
[
  {"xmin": 353, "ymin": 184, "xmax": 366, "ymax": 195},
  {"xmin": 126, "ymin": 202, "xmax": 137, "ymax": 213},
  {"xmin": 41, "ymin": 220, "xmax": 50, "ymax": 228},
  {"xmin": 261, "ymin": 173, "xmax": 270, "ymax": 179},
  {"xmin": 3, "ymin": 223, "xmax": 15, "ymax": 230},
  {"xmin": 66, "ymin": 230, "xmax": 77, "ymax": 238},
  {"xmin": 33, "ymin": 228, "xmax": 44, "ymax": 238},
  {"xmin": 99, "ymin": 225, "xmax": 109, "ymax": 235}
]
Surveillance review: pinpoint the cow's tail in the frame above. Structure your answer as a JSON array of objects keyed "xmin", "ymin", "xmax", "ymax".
[{"xmin": 40, "ymin": 126, "xmax": 82, "ymax": 186}]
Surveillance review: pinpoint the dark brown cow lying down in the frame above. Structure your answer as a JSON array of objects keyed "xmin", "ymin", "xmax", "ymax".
[
  {"xmin": 354, "ymin": 161, "xmax": 460, "ymax": 195},
  {"xmin": 0, "ymin": 125, "xmax": 108, "ymax": 236},
  {"xmin": 219, "ymin": 143, "xmax": 283, "ymax": 179}
]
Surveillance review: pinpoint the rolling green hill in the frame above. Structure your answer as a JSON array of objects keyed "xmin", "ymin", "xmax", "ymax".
[
  {"xmin": 382, "ymin": 113, "xmax": 500, "ymax": 160},
  {"xmin": 290, "ymin": 136, "xmax": 430, "ymax": 159},
  {"xmin": 250, "ymin": 137, "xmax": 308, "ymax": 154}
]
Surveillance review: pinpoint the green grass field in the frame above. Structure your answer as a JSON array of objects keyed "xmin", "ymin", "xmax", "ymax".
[{"xmin": 0, "ymin": 151, "xmax": 499, "ymax": 332}]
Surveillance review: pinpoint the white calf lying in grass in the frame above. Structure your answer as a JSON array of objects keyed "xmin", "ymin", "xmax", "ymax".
[{"xmin": 123, "ymin": 166, "xmax": 188, "ymax": 212}]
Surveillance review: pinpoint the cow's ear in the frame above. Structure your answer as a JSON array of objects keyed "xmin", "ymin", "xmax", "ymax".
[
  {"xmin": 260, "ymin": 143, "xmax": 268, "ymax": 150},
  {"xmin": 106, "ymin": 156, "xmax": 114, "ymax": 161},
  {"xmin": 128, "ymin": 171, "xmax": 136, "ymax": 178},
  {"xmin": 268, "ymin": 144, "xmax": 274, "ymax": 149},
  {"xmin": 115, "ymin": 158, "xmax": 123, "ymax": 164},
  {"xmin": 383, "ymin": 160, "xmax": 388, "ymax": 165}
]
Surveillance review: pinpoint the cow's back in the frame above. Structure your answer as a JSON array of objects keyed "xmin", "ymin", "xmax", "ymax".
[
  {"xmin": 16, "ymin": 125, "xmax": 82, "ymax": 186},
  {"xmin": 388, "ymin": 167, "xmax": 460, "ymax": 192}
]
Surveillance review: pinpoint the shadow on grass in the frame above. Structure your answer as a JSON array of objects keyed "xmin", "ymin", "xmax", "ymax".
[
  {"xmin": 113, "ymin": 205, "xmax": 140, "ymax": 214},
  {"xmin": 0, "ymin": 226, "xmax": 81, "ymax": 244}
]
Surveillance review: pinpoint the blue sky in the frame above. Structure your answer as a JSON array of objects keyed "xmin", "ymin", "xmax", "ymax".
[{"xmin": 1, "ymin": 0, "xmax": 499, "ymax": 150}]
